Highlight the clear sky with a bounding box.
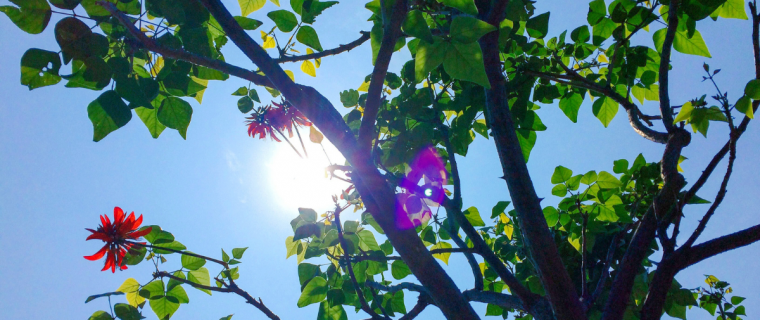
[0,0,758,319]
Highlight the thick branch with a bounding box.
[463,290,524,311]
[274,31,370,63]
[683,223,760,267]
[658,0,680,131]
[477,1,585,318]
[399,296,431,320]
[358,0,409,151]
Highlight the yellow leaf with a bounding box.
[284,70,295,82]
[307,48,321,68]
[431,242,452,264]
[290,48,301,53]
[677,155,687,173]
[705,275,719,286]
[270,0,280,6]
[500,214,514,240]
[444,110,457,121]
[301,60,316,77]
[239,0,266,17]
[140,27,148,33]
[309,126,324,144]
[263,35,276,49]
[358,81,370,92]
[598,53,609,63]
[324,219,331,226]
[191,77,208,104]
[116,278,144,307]
[444,188,452,196]
[151,56,164,77]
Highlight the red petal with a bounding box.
[132,214,144,230]
[100,215,107,228]
[129,226,152,239]
[101,252,114,271]
[114,207,124,224]
[120,265,128,270]
[84,245,108,261]
[86,233,109,241]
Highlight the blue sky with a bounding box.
[0,0,758,319]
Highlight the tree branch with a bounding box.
[398,295,431,320]
[658,0,680,131]
[367,281,428,294]
[335,207,386,320]
[155,271,281,320]
[682,223,760,267]
[98,1,273,87]
[273,31,371,63]
[525,63,668,144]
[682,135,736,249]
[132,243,229,269]
[358,0,409,152]
[476,1,585,318]
[586,227,626,309]
[463,290,524,312]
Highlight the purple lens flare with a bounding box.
[395,146,449,230]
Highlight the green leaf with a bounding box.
[587,0,607,25]
[301,0,338,24]
[317,300,348,320]
[136,104,166,139]
[731,296,746,305]
[581,171,598,184]
[20,49,61,90]
[734,96,753,119]
[551,166,573,184]
[232,247,248,259]
[391,260,412,280]
[181,252,206,270]
[238,97,254,113]
[357,230,381,250]
[0,0,51,34]
[340,89,359,107]
[85,291,124,303]
[437,0,478,15]
[239,0,266,16]
[592,17,616,45]
[571,26,590,43]
[268,9,298,32]
[744,79,760,99]
[88,90,132,142]
[234,16,263,30]
[158,97,193,139]
[50,0,82,10]
[613,159,629,174]
[294,223,321,240]
[297,276,328,307]
[153,241,187,254]
[296,26,323,51]
[298,263,319,285]
[187,267,212,295]
[402,10,434,44]
[592,97,619,127]
[559,92,583,123]
[463,206,485,227]
[88,311,112,320]
[516,128,537,162]
[450,16,496,43]
[714,0,748,20]
[140,280,165,299]
[526,12,550,38]
[415,37,448,82]
[596,171,622,189]
[552,184,567,197]
[491,201,511,219]
[543,206,559,227]
[166,285,189,304]
[150,296,180,320]
[654,27,712,58]
[114,303,142,320]
[222,249,230,262]
[443,41,490,88]
[673,101,694,123]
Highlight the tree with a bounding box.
[2,0,759,319]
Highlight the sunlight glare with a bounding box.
[266,138,348,211]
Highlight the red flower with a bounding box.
[245,101,311,141]
[246,105,281,141]
[84,207,151,273]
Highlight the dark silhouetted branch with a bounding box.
[274,31,370,63]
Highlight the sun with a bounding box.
[265,138,349,211]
